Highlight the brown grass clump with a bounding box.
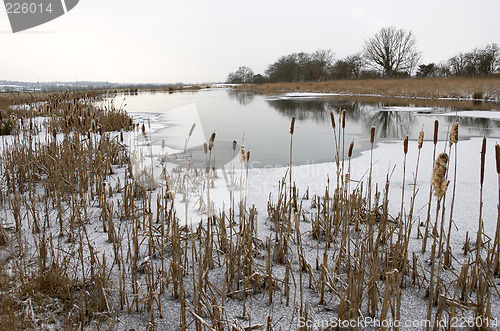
[237,77,500,100]
[431,153,449,197]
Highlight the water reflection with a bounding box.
[266,98,418,138]
[366,111,416,139]
[266,97,500,141]
[266,99,364,123]
[121,89,500,167]
[226,89,255,105]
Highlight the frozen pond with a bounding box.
[120,88,500,168]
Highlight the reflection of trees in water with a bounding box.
[450,116,500,129]
[267,99,363,122]
[366,111,416,138]
[226,89,255,105]
[452,116,500,137]
[266,97,500,139]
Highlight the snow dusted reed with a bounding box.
[0,91,499,330]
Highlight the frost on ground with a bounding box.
[1,94,500,330]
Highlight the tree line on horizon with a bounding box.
[226,27,500,84]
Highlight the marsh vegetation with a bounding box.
[0,89,499,330]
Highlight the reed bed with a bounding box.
[237,77,500,101]
[0,91,499,330]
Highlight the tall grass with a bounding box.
[237,77,500,104]
[0,91,498,329]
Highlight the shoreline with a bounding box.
[236,77,500,110]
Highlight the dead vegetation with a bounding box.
[0,91,498,330]
[237,77,500,109]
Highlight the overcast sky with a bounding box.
[1,0,499,84]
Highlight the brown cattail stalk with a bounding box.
[330,110,340,192]
[476,137,487,258]
[423,120,440,253]
[209,132,216,151]
[400,136,409,245]
[445,122,459,266]
[289,116,295,216]
[341,109,346,129]
[188,123,196,137]
[341,110,346,191]
[449,122,458,147]
[410,130,424,236]
[368,126,376,210]
[493,144,500,274]
[434,120,439,145]
[289,116,295,135]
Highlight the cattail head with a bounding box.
[290,116,295,135]
[348,141,354,158]
[370,126,375,144]
[418,130,424,149]
[403,136,408,154]
[203,142,208,154]
[239,146,246,163]
[141,123,145,136]
[341,110,346,129]
[449,122,458,146]
[431,153,449,197]
[246,151,250,162]
[188,123,196,137]
[329,111,335,130]
[209,132,216,151]
[232,140,237,151]
[120,131,124,143]
[433,120,439,145]
[480,137,486,186]
[496,143,500,174]
[161,139,165,149]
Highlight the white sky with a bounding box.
[1,0,499,84]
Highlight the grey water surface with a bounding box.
[120,88,500,168]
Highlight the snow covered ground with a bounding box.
[120,103,500,329]
[2,93,500,329]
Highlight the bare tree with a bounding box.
[309,49,335,80]
[265,50,335,82]
[446,44,499,76]
[345,53,365,78]
[226,66,254,84]
[363,26,421,77]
